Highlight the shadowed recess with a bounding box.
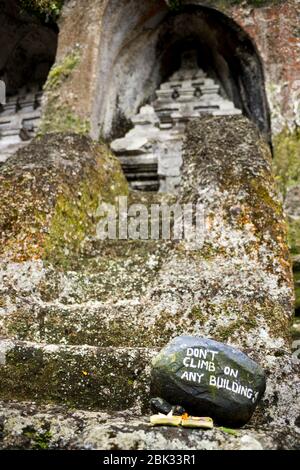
[0,0,58,96]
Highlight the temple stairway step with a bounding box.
[0,142,29,163]
[0,295,189,348]
[130,180,159,191]
[0,197,182,349]
[0,339,156,411]
[118,154,157,166]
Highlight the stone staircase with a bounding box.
[0,118,298,450]
[0,179,244,415]
[0,87,42,164]
[0,191,177,413]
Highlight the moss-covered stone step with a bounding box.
[0,339,157,411]
[0,299,193,348]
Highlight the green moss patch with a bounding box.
[294,268,300,313]
[45,49,81,92]
[288,219,300,256]
[273,128,300,198]
[273,128,300,272]
[39,48,88,135]
[20,0,64,21]
[23,427,52,450]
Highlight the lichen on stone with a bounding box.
[273,127,300,199]
[19,0,64,21]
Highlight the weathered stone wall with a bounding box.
[179,115,294,349]
[181,1,300,133]
[171,2,300,132]
[39,0,106,134]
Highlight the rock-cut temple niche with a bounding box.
[111,51,241,192]
[0,2,58,163]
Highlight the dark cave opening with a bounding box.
[155,5,270,137]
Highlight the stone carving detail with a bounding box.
[111,51,241,192]
[0,87,42,164]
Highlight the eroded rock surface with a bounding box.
[0,132,128,262]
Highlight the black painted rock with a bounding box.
[151,336,266,427]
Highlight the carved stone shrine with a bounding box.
[111,51,241,192]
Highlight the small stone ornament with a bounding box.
[151,336,266,428]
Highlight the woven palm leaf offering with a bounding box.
[150,411,214,429]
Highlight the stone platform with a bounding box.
[111,51,241,193]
